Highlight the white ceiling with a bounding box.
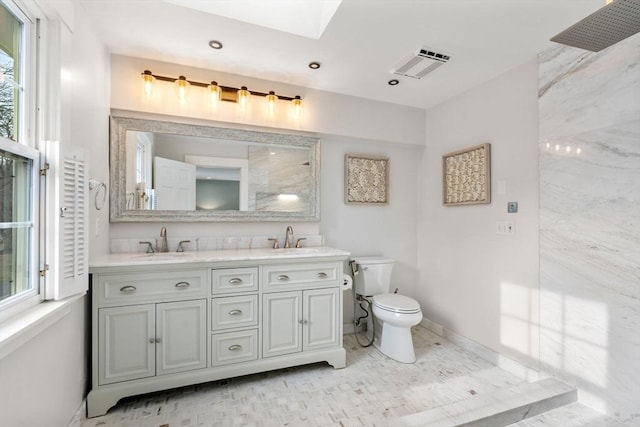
[79,0,603,109]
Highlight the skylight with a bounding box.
[161,0,342,39]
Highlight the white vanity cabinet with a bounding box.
[262,288,341,357]
[263,287,340,357]
[99,299,207,385]
[210,266,260,367]
[262,262,341,357]
[88,250,348,418]
[94,269,209,386]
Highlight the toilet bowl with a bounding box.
[353,257,423,363]
[372,293,422,363]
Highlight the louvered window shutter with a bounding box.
[61,158,86,282]
[46,142,88,300]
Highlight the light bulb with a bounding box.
[292,96,302,120]
[174,75,190,102]
[142,70,155,97]
[237,86,250,110]
[208,81,220,108]
[266,91,278,115]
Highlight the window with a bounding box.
[0,141,39,304]
[1,0,25,142]
[135,132,153,186]
[0,0,40,317]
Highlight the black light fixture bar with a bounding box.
[143,71,300,101]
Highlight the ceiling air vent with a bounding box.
[392,47,451,79]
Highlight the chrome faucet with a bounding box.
[284,226,294,249]
[158,226,168,252]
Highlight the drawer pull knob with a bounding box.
[317,272,328,279]
[120,285,137,293]
[228,344,243,351]
[299,319,308,324]
[175,281,190,289]
[277,275,290,281]
[228,278,243,285]
[228,309,243,316]
[149,338,155,344]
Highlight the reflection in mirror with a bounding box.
[187,155,247,211]
[110,115,320,222]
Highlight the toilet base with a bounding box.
[375,322,417,363]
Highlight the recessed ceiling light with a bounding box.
[208,40,223,49]
[388,79,399,86]
[308,62,321,69]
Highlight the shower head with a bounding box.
[551,0,640,52]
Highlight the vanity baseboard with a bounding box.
[87,346,346,418]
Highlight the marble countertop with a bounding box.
[89,246,351,269]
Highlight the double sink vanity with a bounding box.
[88,246,349,417]
[87,113,349,417]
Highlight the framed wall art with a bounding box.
[344,154,389,205]
[442,143,491,206]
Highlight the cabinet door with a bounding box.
[303,288,339,351]
[156,299,207,376]
[263,291,302,357]
[99,304,155,385]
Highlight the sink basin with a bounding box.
[272,247,327,255]
[133,252,190,260]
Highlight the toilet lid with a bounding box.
[373,293,421,314]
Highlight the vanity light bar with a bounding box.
[141,70,301,102]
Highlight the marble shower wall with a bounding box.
[538,34,640,425]
[248,146,311,212]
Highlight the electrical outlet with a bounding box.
[496,221,515,235]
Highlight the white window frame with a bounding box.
[0,0,42,322]
[135,132,153,186]
[0,139,40,319]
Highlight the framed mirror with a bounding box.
[110,115,320,222]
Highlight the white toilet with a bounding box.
[353,257,422,363]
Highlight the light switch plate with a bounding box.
[496,221,515,235]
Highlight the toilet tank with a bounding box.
[352,257,394,296]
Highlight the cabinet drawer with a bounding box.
[263,262,340,290]
[98,269,208,305]
[211,329,258,367]
[211,295,258,331]
[212,267,258,294]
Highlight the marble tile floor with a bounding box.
[507,402,629,427]
[70,326,622,427]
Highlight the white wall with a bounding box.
[108,56,426,249]
[0,299,87,427]
[107,55,425,333]
[418,59,540,368]
[0,1,110,426]
[320,135,422,326]
[110,55,426,147]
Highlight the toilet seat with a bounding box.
[373,293,421,314]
